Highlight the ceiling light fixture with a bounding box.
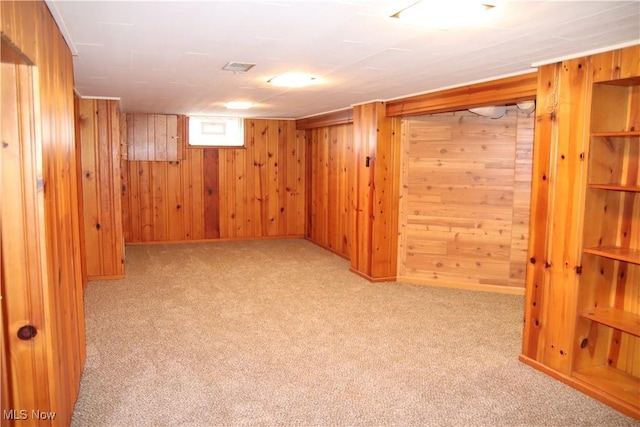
[391,0,495,29]
[225,101,254,110]
[222,62,256,73]
[268,73,317,88]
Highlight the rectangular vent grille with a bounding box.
[222,62,256,73]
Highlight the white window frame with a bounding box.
[188,116,244,147]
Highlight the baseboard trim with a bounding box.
[396,276,525,295]
[304,237,350,261]
[125,235,306,246]
[87,274,125,281]
[518,355,639,420]
[349,268,397,283]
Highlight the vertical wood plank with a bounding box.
[79,99,102,275]
[154,114,167,161]
[167,159,184,240]
[151,161,168,240]
[180,148,194,238]
[78,98,124,277]
[167,114,178,161]
[522,63,558,360]
[1,59,51,418]
[203,148,220,238]
[235,148,248,237]
[139,161,153,241]
[350,102,400,279]
[190,149,205,239]
[540,56,591,373]
[351,103,375,275]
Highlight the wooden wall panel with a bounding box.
[77,98,125,279]
[386,72,538,117]
[305,124,353,258]
[510,109,535,286]
[2,57,51,424]
[203,148,220,238]
[122,119,305,242]
[1,2,86,426]
[126,113,179,161]
[397,106,534,292]
[350,102,401,281]
[520,45,640,419]
[218,119,304,238]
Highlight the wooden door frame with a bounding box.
[1,36,52,422]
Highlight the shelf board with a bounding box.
[583,246,640,264]
[588,183,640,192]
[579,307,640,337]
[573,365,640,409]
[591,131,640,137]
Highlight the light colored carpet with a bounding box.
[71,239,637,426]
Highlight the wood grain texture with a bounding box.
[397,107,534,290]
[522,63,558,361]
[2,58,51,424]
[350,102,401,280]
[126,113,179,161]
[539,56,591,374]
[386,72,537,117]
[122,119,305,242]
[305,124,353,258]
[295,108,353,130]
[77,98,125,279]
[1,2,86,425]
[523,45,640,419]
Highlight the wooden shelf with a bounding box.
[579,307,640,337]
[583,246,640,264]
[591,131,640,137]
[573,365,640,409]
[588,184,640,192]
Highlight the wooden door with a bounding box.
[1,41,52,424]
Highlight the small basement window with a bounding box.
[188,116,244,147]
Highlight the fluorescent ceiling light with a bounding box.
[225,101,254,110]
[268,73,317,88]
[391,0,495,29]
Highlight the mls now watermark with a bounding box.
[3,409,57,421]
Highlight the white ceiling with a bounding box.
[49,0,640,119]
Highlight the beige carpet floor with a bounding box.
[71,239,637,426]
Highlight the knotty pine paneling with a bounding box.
[304,124,354,259]
[126,113,179,161]
[350,102,402,280]
[77,98,125,279]
[122,119,305,242]
[219,120,304,238]
[1,1,86,426]
[397,106,534,292]
[386,72,537,117]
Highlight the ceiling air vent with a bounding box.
[222,62,256,73]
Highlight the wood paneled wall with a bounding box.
[122,118,305,242]
[350,102,402,281]
[1,1,86,426]
[397,106,534,292]
[126,113,180,161]
[304,124,354,259]
[522,45,640,371]
[77,98,125,279]
[386,72,538,117]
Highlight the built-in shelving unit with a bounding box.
[572,76,639,418]
[520,46,640,421]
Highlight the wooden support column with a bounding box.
[350,102,401,281]
[78,98,125,280]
